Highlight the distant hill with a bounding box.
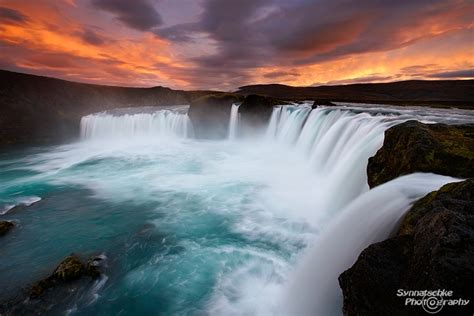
[237,81,474,108]
[0,70,217,147]
[1,70,473,147]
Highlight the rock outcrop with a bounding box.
[30,255,101,298]
[188,93,242,138]
[239,94,286,127]
[0,221,14,236]
[339,179,474,316]
[367,121,474,187]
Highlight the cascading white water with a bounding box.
[262,106,401,217]
[80,110,192,140]
[283,173,461,316]
[265,106,282,138]
[228,103,240,140]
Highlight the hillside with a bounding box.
[237,80,474,108]
[0,70,217,147]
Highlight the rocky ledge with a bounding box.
[367,120,474,187]
[339,179,474,315]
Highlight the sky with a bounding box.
[0,0,473,90]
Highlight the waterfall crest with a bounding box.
[80,110,192,140]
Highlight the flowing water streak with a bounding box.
[263,106,401,216]
[228,103,240,140]
[265,106,282,139]
[80,110,192,140]
[283,173,461,316]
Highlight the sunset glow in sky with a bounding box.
[0,0,473,90]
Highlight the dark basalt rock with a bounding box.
[239,94,287,127]
[30,254,101,298]
[339,179,474,316]
[312,99,336,107]
[188,93,242,139]
[0,221,14,236]
[367,120,474,188]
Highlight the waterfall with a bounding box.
[263,106,401,215]
[283,173,461,316]
[228,103,240,140]
[80,110,192,140]
[72,103,468,315]
[265,106,282,138]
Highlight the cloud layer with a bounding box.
[0,0,472,89]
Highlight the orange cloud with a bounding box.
[0,0,472,90]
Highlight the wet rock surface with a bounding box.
[367,120,474,187]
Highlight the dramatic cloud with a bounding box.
[92,0,162,31]
[0,0,472,89]
[263,71,300,79]
[428,69,474,79]
[0,7,28,24]
[77,29,107,46]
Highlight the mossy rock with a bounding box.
[368,120,474,187]
[52,255,85,281]
[30,254,101,299]
[0,221,14,236]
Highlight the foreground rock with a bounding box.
[1,254,104,314]
[339,179,474,316]
[188,93,241,138]
[368,121,474,187]
[0,221,14,236]
[30,255,101,298]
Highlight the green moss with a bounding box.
[53,256,85,281]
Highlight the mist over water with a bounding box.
[0,103,472,315]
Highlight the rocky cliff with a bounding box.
[340,120,474,315]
